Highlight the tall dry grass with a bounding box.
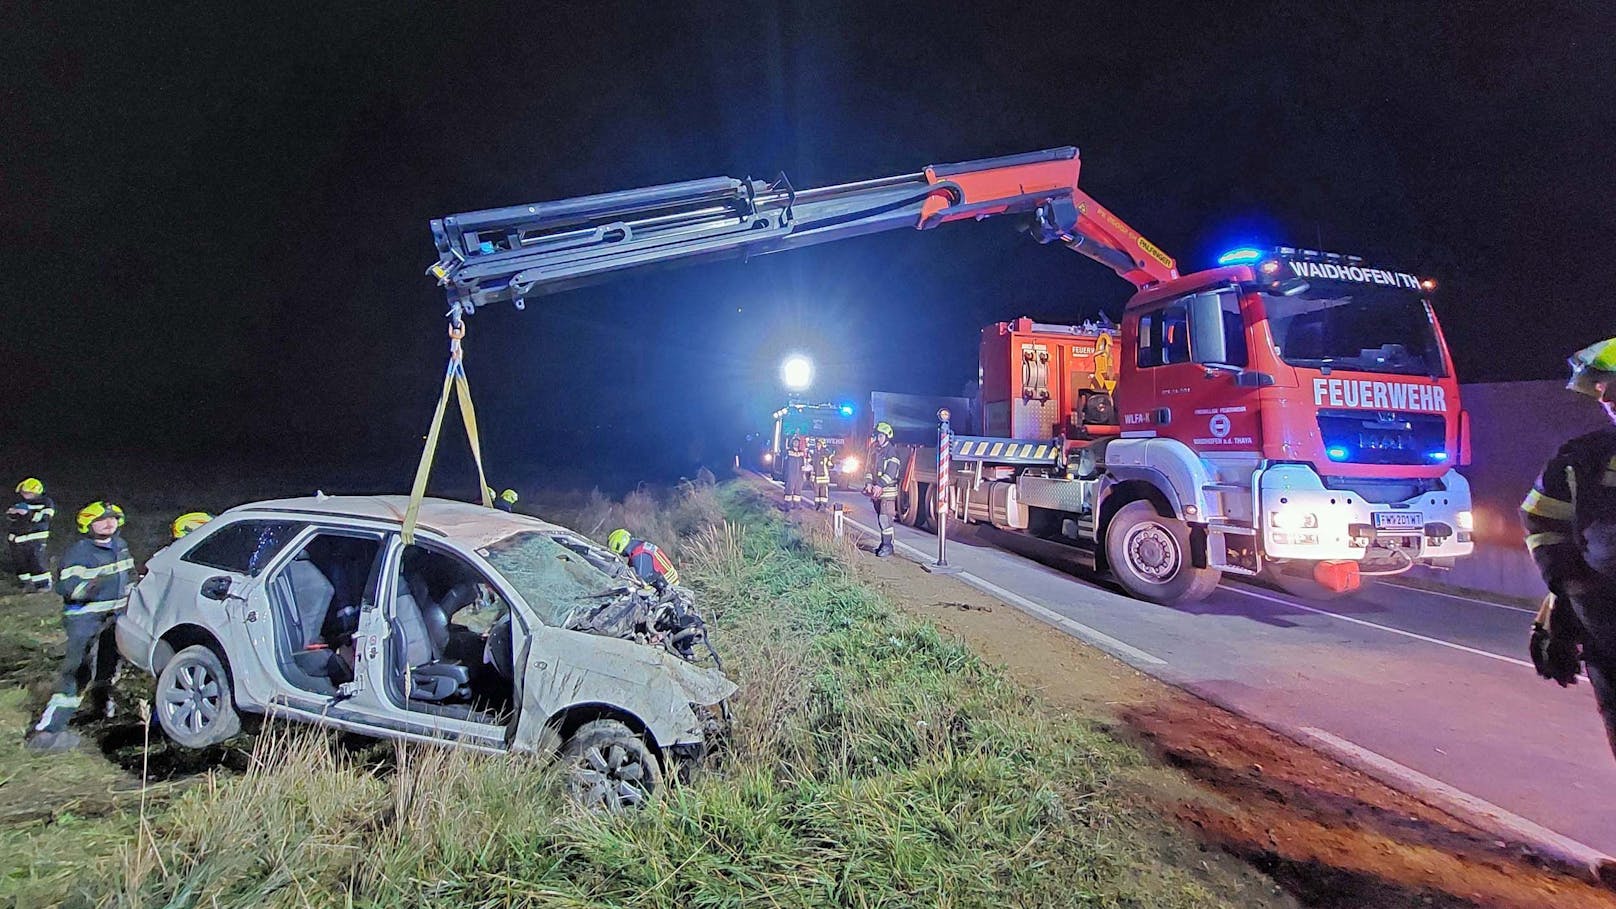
[84,478,1262,908]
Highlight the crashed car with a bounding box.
[116,495,734,809]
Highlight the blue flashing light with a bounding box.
[477,241,496,255]
[1427,450,1449,462]
[1326,445,1350,461]
[839,404,855,417]
[1216,247,1265,266]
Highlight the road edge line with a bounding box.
[1293,725,1613,877]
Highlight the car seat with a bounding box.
[285,553,335,649]
[393,586,471,702]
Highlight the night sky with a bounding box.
[5,3,1612,484]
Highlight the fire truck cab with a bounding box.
[927,246,1473,603]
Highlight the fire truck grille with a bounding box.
[1316,409,1447,466]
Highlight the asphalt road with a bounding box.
[820,487,1616,864]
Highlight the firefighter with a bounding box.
[607,528,681,593]
[1523,337,1616,758]
[864,421,901,556]
[811,440,834,511]
[27,501,133,752]
[496,488,519,513]
[7,478,55,591]
[783,432,808,509]
[170,511,213,540]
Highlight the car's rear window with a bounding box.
[183,520,305,577]
[480,530,632,626]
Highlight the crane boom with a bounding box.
[427,146,1177,314]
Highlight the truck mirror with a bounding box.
[1188,292,1231,367]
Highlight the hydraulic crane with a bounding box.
[426,146,1176,314]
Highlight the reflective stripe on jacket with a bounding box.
[56,536,134,615]
[1523,428,1616,593]
[7,495,54,542]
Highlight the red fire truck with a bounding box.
[427,146,1473,605]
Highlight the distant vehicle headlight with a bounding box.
[840,456,861,474]
[762,452,774,464]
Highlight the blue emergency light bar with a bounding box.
[1216,247,1264,266]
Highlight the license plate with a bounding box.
[1372,511,1423,530]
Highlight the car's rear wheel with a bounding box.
[156,644,241,748]
[562,719,663,812]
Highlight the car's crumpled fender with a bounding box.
[514,628,737,751]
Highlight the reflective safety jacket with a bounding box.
[1522,427,1616,594]
[625,538,680,591]
[7,495,55,545]
[866,440,902,501]
[56,535,135,615]
[811,450,833,484]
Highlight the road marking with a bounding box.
[955,572,1168,667]
[1296,726,1611,872]
[1377,580,1536,614]
[1225,584,1534,669]
[840,514,1167,667]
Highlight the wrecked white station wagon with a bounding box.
[116,496,735,809]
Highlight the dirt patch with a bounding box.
[841,520,1616,909]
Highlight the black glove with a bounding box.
[1530,620,1582,687]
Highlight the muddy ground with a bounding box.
[815,511,1616,909]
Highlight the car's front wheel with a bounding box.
[156,644,242,748]
[561,719,663,812]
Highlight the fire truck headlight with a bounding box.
[762,452,773,464]
[1269,507,1318,530]
[1456,510,1473,532]
[840,456,861,474]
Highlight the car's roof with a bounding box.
[225,495,576,550]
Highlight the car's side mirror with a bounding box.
[201,576,233,601]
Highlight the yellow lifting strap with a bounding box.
[403,318,491,544]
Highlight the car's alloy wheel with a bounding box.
[155,644,242,748]
[562,719,663,812]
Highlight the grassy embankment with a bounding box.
[3,479,1283,908]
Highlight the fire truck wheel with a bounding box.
[1105,500,1220,605]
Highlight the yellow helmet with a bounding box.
[15,477,43,495]
[874,421,894,438]
[1569,337,1616,397]
[500,488,519,504]
[607,528,632,554]
[171,511,214,540]
[76,501,126,535]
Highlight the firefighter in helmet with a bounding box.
[28,501,133,752]
[1523,337,1616,758]
[607,528,681,593]
[864,421,901,556]
[783,431,808,509]
[496,488,519,513]
[171,511,213,540]
[7,478,55,591]
[811,440,834,511]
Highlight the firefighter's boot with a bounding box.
[875,535,894,557]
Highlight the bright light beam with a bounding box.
[781,354,813,391]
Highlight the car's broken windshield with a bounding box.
[480,530,631,626]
